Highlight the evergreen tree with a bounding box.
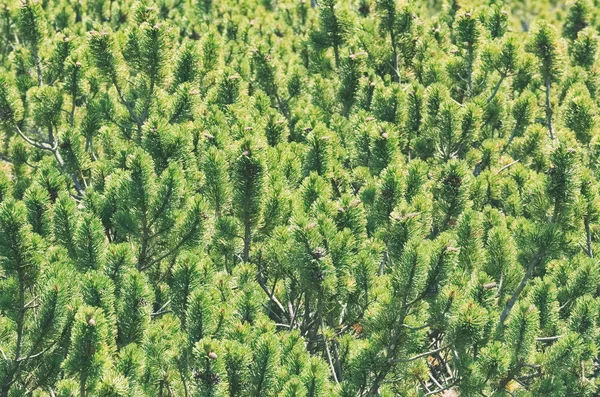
[453,11,481,97]
[527,21,563,140]
[232,136,265,262]
[570,27,598,69]
[563,0,592,41]
[311,0,352,67]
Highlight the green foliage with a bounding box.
[64,306,111,396]
[570,28,598,69]
[563,84,596,145]
[528,20,563,84]
[311,0,352,67]
[0,0,599,396]
[563,0,592,41]
[232,136,265,261]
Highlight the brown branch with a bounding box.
[389,345,449,364]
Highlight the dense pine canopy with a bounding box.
[0,0,600,395]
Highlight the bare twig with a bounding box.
[390,345,449,363]
[423,381,458,396]
[496,159,520,175]
[536,335,562,342]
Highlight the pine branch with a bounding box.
[545,79,555,140]
[16,345,53,362]
[257,272,290,323]
[1,273,26,396]
[318,294,339,384]
[496,159,521,174]
[389,345,449,363]
[584,217,593,258]
[112,76,143,133]
[31,41,42,87]
[150,299,172,318]
[536,335,562,342]
[13,124,85,196]
[487,73,505,103]
[423,381,458,397]
[14,124,54,151]
[143,215,203,269]
[497,249,544,332]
